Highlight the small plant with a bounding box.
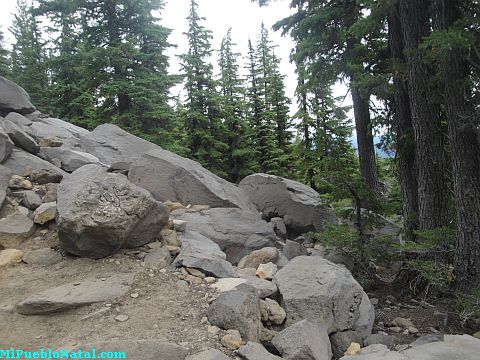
[454,286,480,326]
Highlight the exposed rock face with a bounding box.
[129,149,257,212]
[39,147,100,172]
[173,231,235,278]
[16,275,133,315]
[26,116,89,149]
[272,320,332,360]
[56,164,168,259]
[80,124,158,166]
[5,112,32,127]
[3,147,67,178]
[239,173,338,237]
[207,290,262,342]
[0,76,35,114]
[274,256,364,334]
[171,208,276,264]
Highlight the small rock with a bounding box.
[408,326,419,334]
[389,327,402,333]
[163,200,185,212]
[22,191,42,210]
[33,202,56,224]
[237,268,257,277]
[392,317,415,329]
[344,342,361,356]
[173,219,187,233]
[238,247,279,269]
[283,240,308,260]
[38,137,63,148]
[364,333,395,349]
[144,246,172,269]
[32,170,63,185]
[370,298,379,306]
[204,277,216,284]
[22,248,62,266]
[238,342,282,360]
[256,262,277,280]
[0,212,35,248]
[221,329,243,350]
[186,349,230,360]
[264,298,286,325]
[186,274,203,285]
[0,249,24,267]
[160,229,181,247]
[9,175,32,190]
[130,293,139,299]
[187,267,206,279]
[473,332,480,340]
[207,325,220,337]
[115,314,129,322]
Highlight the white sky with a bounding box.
[0,0,351,115]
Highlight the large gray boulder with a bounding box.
[0,123,14,162]
[239,173,338,237]
[129,149,257,212]
[273,256,364,334]
[5,112,32,127]
[171,208,276,264]
[56,164,169,259]
[26,117,89,149]
[2,147,67,178]
[272,320,332,360]
[16,275,133,315]
[2,119,39,154]
[0,76,35,114]
[207,290,262,342]
[39,147,100,172]
[80,124,158,166]
[173,231,235,278]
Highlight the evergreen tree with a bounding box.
[218,29,255,182]
[179,0,228,176]
[0,28,11,77]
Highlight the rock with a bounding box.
[211,278,248,292]
[73,340,188,360]
[270,217,287,239]
[273,256,364,333]
[5,112,32,127]
[41,183,57,203]
[283,239,308,260]
[186,349,230,360]
[8,174,32,189]
[0,165,12,208]
[2,119,39,154]
[26,117,88,149]
[236,276,278,299]
[237,268,257,277]
[3,147,67,178]
[364,333,396,349]
[207,290,261,342]
[238,342,282,360]
[81,123,159,166]
[164,200,185,212]
[0,212,35,248]
[33,202,57,224]
[22,190,42,210]
[38,137,63,147]
[173,231,235,278]
[263,298,286,325]
[115,314,129,322]
[31,169,63,185]
[410,334,443,347]
[187,267,205,278]
[260,326,277,342]
[0,76,35,114]
[221,329,243,350]
[173,219,187,233]
[239,173,338,236]
[161,229,181,247]
[256,262,277,280]
[207,325,220,337]
[57,165,168,259]
[172,208,276,264]
[22,248,62,266]
[0,125,14,162]
[39,147,100,172]
[331,331,364,359]
[129,148,257,212]
[0,249,24,267]
[392,317,414,329]
[238,247,279,270]
[144,246,172,269]
[16,275,133,315]
[345,343,361,356]
[276,253,289,269]
[473,332,480,340]
[355,292,375,337]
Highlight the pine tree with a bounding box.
[0,28,11,77]
[218,29,255,182]
[10,0,49,110]
[179,0,228,177]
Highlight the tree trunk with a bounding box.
[388,1,419,240]
[432,0,480,293]
[398,0,449,230]
[350,85,382,196]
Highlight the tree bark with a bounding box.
[432,0,480,293]
[388,1,419,240]
[398,0,449,230]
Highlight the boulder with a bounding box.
[0,212,35,248]
[172,208,276,264]
[56,164,168,259]
[22,190,42,210]
[33,202,57,224]
[237,276,278,299]
[261,298,286,325]
[3,147,67,178]
[239,173,338,236]
[186,349,230,360]
[2,119,39,154]
[272,320,332,360]
[129,149,257,212]
[16,275,133,315]
[364,334,396,349]
[39,147,100,172]
[221,329,243,350]
[81,124,158,166]
[26,117,88,149]
[72,340,188,360]
[5,112,32,127]
[273,256,364,333]
[270,217,287,239]
[22,248,63,266]
[0,248,24,267]
[8,174,32,189]
[330,330,364,359]
[0,165,13,208]
[0,124,14,162]
[238,342,282,360]
[0,76,35,114]
[355,291,375,337]
[256,262,277,280]
[207,290,262,342]
[144,246,172,269]
[42,183,58,202]
[31,169,63,184]
[173,231,235,278]
[238,247,279,270]
[283,240,308,260]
